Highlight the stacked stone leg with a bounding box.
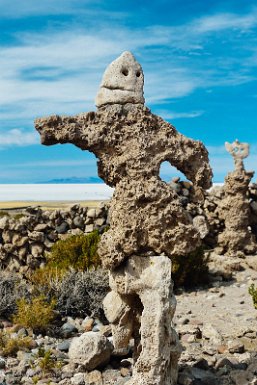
[104,255,181,385]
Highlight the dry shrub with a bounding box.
[0,330,33,357]
[0,272,28,319]
[49,269,109,321]
[13,295,56,333]
[28,266,66,297]
[249,284,257,309]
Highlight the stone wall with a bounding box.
[0,203,108,274]
[1,180,257,274]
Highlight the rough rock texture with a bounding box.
[95,51,145,107]
[104,255,182,385]
[34,51,212,385]
[68,331,113,369]
[35,106,212,270]
[216,140,257,257]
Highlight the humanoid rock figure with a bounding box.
[35,51,212,385]
[217,139,257,257]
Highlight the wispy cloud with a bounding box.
[193,12,257,33]
[0,129,38,148]
[1,7,257,151]
[207,145,227,156]
[1,11,256,123]
[0,0,116,18]
[158,110,204,120]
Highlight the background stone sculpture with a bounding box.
[216,140,257,257]
[225,139,249,172]
[35,51,212,385]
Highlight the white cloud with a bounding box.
[207,145,227,156]
[0,8,257,140]
[194,12,257,33]
[0,0,111,18]
[157,110,204,120]
[0,129,38,148]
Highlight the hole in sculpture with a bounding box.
[136,71,141,77]
[122,68,129,76]
[159,161,189,184]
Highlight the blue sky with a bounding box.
[1,0,257,183]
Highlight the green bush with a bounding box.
[171,246,209,288]
[48,231,101,271]
[13,213,25,221]
[249,284,257,309]
[0,211,10,218]
[13,295,56,333]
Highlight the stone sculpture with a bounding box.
[225,139,249,172]
[216,139,257,257]
[35,51,212,385]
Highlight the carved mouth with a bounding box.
[102,86,134,92]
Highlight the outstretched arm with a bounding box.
[34,112,102,151]
[171,133,213,189]
[157,118,213,189]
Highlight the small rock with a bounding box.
[87,209,96,219]
[56,222,69,234]
[85,370,103,385]
[71,373,85,385]
[0,358,6,370]
[85,224,94,233]
[120,367,130,377]
[73,216,84,229]
[228,340,245,354]
[57,340,71,352]
[61,322,78,338]
[217,344,227,354]
[215,357,234,369]
[82,318,94,332]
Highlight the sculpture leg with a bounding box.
[105,255,181,385]
[103,290,134,351]
[128,258,181,385]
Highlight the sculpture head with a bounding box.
[225,139,249,161]
[95,51,145,107]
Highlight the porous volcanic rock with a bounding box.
[35,106,212,270]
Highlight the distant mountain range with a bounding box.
[38,176,103,184]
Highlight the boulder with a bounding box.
[68,332,113,370]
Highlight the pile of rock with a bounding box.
[169,177,257,251]
[169,177,224,247]
[0,315,132,385]
[0,204,108,274]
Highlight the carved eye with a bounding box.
[136,71,141,77]
[121,68,128,76]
